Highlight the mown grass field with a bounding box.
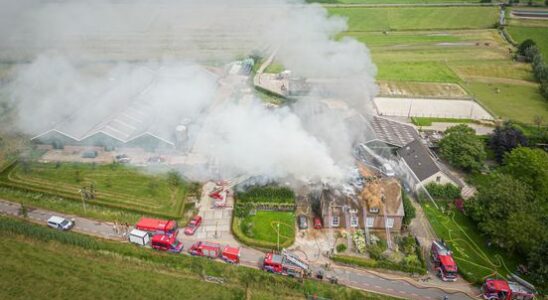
[0,161,191,221]
[240,211,296,245]
[0,216,392,300]
[328,7,499,31]
[464,82,548,123]
[329,5,547,124]
[311,0,483,3]
[422,202,519,284]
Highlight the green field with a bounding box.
[411,117,473,126]
[328,7,499,31]
[240,211,296,245]
[0,216,392,300]
[422,202,519,284]
[0,161,192,221]
[311,0,484,3]
[507,26,548,58]
[464,82,548,123]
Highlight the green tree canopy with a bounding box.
[501,147,548,198]
[438,124,486,172]
[517,39,536,56]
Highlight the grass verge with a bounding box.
[332,254,427,275]
[411,117,474,126]
[0,215,394,300]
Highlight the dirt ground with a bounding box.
[377,81,469,98]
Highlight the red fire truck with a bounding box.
[431,240,458,281]
[135,217,178,236]
[151,234,183,253]
[482,278,536,300]
[262,250,310,278]
[188,241,240,264]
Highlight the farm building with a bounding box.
[396,139,459,192]
[31,97,188,152]
[363,116,420,151]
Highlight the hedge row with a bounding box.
[331,255,427,275]
[231,217,294,250]
[236,186,295,204]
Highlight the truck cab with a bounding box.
[151,234,183,253]
[431,240,458,281]
[482,279,535,300]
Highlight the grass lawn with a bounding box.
[0,161,190,220]
[241,211,295,245]
[464,82,548,124]
[507,26,548,58]
[422,201,520,284]
[328,7,499,32]
[264,62,285,73]
[448,60,535,82]
[0,216,392,300]
[411,117,473,126]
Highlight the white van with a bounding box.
[47,216,74,231]
[128,229,150,246]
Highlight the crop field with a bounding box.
[422,202,519,284]
[0,216,389,300]
[328,7,498,31]
[0,161,190,220]
[464,82,548,124]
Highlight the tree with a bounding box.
[517,39,536,56]
[541,80,548,100]
[438,124,486,172]
[167,170,182,188]
[467,173,532,251]
[489,121,528,163]
[501,147,548,198]
[402,192,416,226]
[523,45,540,63]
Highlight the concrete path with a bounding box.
[0,199,478,300]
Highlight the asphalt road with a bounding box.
[0,199,477,300]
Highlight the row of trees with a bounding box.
[518,39,548,101]
[466,148,548,291]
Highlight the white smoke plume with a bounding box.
[1,0,378,184]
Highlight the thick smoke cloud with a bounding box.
[1,0,378,184]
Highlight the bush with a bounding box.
[236,186,295,204]
[336,243,347,253]
[402,191,416,226]
[425,183,461,201]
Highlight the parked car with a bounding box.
[313,217,322,230]
[47,216,74,231]
[184,215,202,235]
[381,163,395,177]
[147,156,166,164]
[297,215,308,230]
[81,151,98,158]
[115,154,131,163]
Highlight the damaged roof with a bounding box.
[360,177,403,216]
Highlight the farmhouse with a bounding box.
[396,139,459,192]
[319,177,404,233]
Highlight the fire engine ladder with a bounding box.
[282,250,309,270]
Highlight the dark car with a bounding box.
[297,215,308,230]
[81,151,98,158]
